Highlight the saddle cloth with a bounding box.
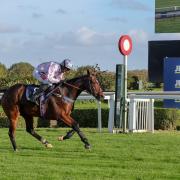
[26,85,47,117]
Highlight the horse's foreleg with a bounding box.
[72,122,91,149]
[24,116,53,148]
[61,114,90,149]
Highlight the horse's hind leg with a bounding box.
[8,119,18,151]
[7,107,19,151]
[58,129,75,141]
[23,115,53,148]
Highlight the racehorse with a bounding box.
[1,70,104,151]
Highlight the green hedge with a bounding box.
[154,108,180,130]
[0,108,180,130]
[0,109,109,128]
[71,109,109,127]
[0,112,38,128]
[37,109,109,128]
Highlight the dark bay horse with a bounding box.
[1,70,104,151]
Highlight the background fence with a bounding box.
[155,6,180,19]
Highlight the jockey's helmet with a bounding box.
[60,59,73,70]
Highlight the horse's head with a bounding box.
[86,70,104,101]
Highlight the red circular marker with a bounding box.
[118,35,132,56]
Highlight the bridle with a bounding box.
[64,77,100,97]
[88,78,101,97]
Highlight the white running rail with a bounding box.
[77,92,115,132]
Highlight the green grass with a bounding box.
[155,17,180,33]
[155,0,180,8]
[0,128,179,180]
[74,100,108,109]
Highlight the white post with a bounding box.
[108,94,115,133]
[123,55,128,132]
[128,96,136,132]
[97,100,102,132]
[149,99,154,133]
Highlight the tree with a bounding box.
[8,62,34,79]
[0,63,8,78]
[97,71,115,91]
[6,62,36,86]
[75,65,95,77]
[0,62,116,90]
[127,69,148,90]
[65,69,77,80]
[65,64,115,91]
[127,76,139,90]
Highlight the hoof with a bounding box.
[84,144,91,150]
[58,136,64,141]
[14,149,19,152]
[45,143,53,148]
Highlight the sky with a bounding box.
[1,0,180,71]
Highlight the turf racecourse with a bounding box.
[0,128,179,180]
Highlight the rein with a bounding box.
[65,79,98,96]
[63,82,82,90]
[43,82,81,103]
[45,77,98,100]
[44,81,82,100]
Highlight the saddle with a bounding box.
[26,85,41,105]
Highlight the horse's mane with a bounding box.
[66,74,88,83]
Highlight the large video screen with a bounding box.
[155,0,180,33]
[148,40,180,83]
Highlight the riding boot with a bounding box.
[31,84,49,102]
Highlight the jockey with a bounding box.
[31,59,73,102]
